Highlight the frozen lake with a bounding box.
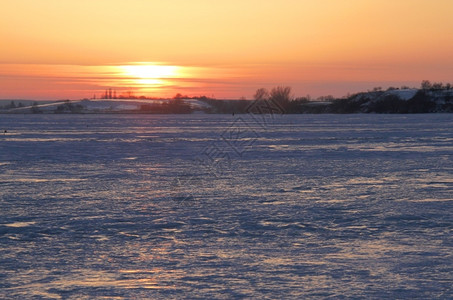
[0,113,452,299]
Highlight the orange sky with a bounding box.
[1,0,453,99]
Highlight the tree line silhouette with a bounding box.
[1,80,452,114]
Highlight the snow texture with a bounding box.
[0,114,452,299]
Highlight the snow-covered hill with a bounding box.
[351,89,453,113]
[0,99,213,114]
[2,88,453,114]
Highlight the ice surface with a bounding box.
[0,114,452,299]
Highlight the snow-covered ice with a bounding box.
[0,114,452,298]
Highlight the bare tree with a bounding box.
[270,86,293,106]
[421,80,432,90]
[253,88,269,101]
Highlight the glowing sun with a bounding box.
[119,64,180,80]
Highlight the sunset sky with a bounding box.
[1,0,453,100]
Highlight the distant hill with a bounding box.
[319,88,453,113]
[0,99,211,114]
[273,87,453,114]
[1,86,453,114]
